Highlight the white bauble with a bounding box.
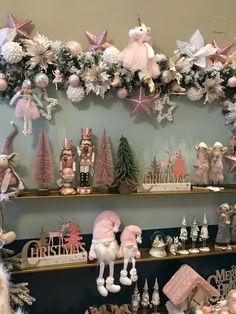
[66,41,83,57]
[160,70,173,84]
[103,46,120,64]
[1,42,24,64]
[66,85,85,102]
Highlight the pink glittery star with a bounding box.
[208,40,233,64]
[224,155,236,173]
[85,29,111,52]
[127,87,159,117]
[7,12,32,39]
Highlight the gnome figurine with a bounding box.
[89,210,121,297]
[118,225,142,286]
[0,122,24,202]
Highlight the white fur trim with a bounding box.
[0,264,12,314]
[93,240,118,263]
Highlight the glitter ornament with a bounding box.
[0,73,8,91]
[117,88,128,99]
[66,41,83,57]
[1,41,24,64]
[103,46,120,64]
[68,74,80,87]
[160,70,173,84]
[67,85,85,102]
[227,76,236,88]
[34,72,49,89]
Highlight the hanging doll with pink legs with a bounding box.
[118,225,142,286]
[10,80,43,136]
[89,210,121,297]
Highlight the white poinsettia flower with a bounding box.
[176,29,217,68]
[23,33,55,70]
[202,72,224,103]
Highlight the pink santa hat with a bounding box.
[120,225,142,246]
[92,210,121,243]
[1,121,18,155]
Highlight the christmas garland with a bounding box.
[0,13,236,125]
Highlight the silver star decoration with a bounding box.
[39,91,58,120]
[154,94,176,122]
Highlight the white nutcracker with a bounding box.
[118,225,142,286]
[89,210,121,297]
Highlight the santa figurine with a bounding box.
[89,210,121,297]
[118,225,142,286]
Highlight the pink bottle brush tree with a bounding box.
[95,129,114,192]
[32,129,54,195]
[64,218,83,252]
[173,151,187,182]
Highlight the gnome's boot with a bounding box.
[96,278,108,297]
[130,268,138,282]
[105,276,121,293]
[119,269,132,286]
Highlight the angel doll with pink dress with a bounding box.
[10,80,43,136]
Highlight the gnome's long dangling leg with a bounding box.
[27,117,33,135]
[130,257,138,282]
[106,261,121,293]
[120,258,132,285]
[96,261,108,297]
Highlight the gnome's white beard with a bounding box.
[121,244,138,259]
[94,240,119,263]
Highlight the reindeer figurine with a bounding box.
[159,150,178,183]
[48,222,70,246]
[0,122,24,202]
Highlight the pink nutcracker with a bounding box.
[59,138,76,195]
[118,225,142,286]
[10,80,43,136]
[77,128,95,194]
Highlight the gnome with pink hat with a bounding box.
[89,210,121,297]
[118,225,142,286]
[0,122,24,202]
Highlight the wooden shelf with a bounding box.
[12,245,236,275]
[12,186,236,200]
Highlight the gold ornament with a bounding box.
[160,70,173,84]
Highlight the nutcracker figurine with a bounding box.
[77,128,95,194]
[59,138,76,195]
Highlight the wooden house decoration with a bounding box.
[163,264,219,313]
[142,151,191,192]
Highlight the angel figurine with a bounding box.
[10,80,43,136]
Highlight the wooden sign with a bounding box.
[21,218,88,269]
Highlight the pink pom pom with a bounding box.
[89,251,97,261]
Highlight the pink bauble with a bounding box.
[66,41,83,57]
[0,78,8,91]
[117,88,128,99]
[69,74,80,87]
[227,76,236,88]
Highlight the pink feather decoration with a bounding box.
[32,129,54,186]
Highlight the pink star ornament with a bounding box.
[208,40,234,64]
[127,87,159,117]
[7,12,32,39]
[224,155,236,173]
[85,29,112,51]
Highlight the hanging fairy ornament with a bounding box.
[66,74,85,103]
[52,69,63,90]
[9,80,43,136]
[34,72,58,120]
